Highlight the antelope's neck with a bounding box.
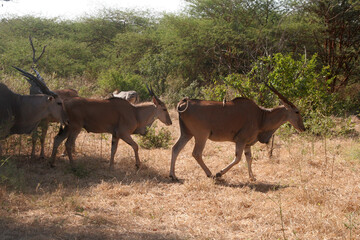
[135,103,157,128]
[18,95,48,121]
[11,95,47,134]
[261,106,288,131]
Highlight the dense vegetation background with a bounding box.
[1,0,359,134]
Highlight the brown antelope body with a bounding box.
[170,85,305,181]
[50,87,172,169]
[30,89,78,158]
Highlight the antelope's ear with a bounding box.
[152,96,159,106]
[47,96,54,102]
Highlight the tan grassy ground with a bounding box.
[0,110,359,240]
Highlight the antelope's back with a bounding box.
[55,89,78,100]
[177,98,262,140]
[64,97,137,133]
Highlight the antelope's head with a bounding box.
[13,66,69,125]
[147,85,172,126]
[266,83,305,132]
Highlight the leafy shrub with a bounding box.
[97,68,149,99]
[333,83,360,116]
[138,124,172,149]
[166,79,203,107]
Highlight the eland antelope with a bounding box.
[49,86,172,169]
[170,84,305,181]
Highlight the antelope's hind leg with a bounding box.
[170,133,192,181]
[49,126,70,167]
[119,133,140,169]
[65,129,81,167]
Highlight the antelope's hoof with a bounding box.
[135,163,140,169]
[169,175,179,182]
[215,172,222,178]
[49,162,55,168]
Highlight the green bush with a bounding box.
[97,68,149,99]
[138,124,172,149]
[166,79,203,107]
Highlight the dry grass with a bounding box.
[1,110,359,240]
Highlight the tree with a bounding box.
[303,0,360,92]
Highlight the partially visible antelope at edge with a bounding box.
[50,86,172,169]
[111,90,140,104]
[170,83,305,181]
[0,67,69,155]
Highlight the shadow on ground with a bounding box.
[0,217,183,240]
[0,153,173,195]
[214,178,289,193]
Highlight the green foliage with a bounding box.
[250,53,337,136]
[42,38,93,77]
[138,124,172,149]
[202,78,228,101]
[97,69,149,100]
[333,83,360,116]
[166,80,203,106]
[304,0,360,91]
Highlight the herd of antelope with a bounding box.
[0,38,305,182]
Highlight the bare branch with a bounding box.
[29,35,47,67]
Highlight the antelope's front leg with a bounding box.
[215,142,244,178]
[244,146,256,181]
[39,122,49,159]
[192,137,212,178]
